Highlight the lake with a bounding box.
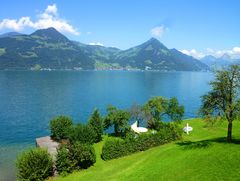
[0,71,213,180]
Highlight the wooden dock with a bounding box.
[36,136,59,158]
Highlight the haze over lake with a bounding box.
[0,70,213,180]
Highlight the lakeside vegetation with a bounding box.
[16,96,184,180]
[15,65,240,181]
[54,118,240,181]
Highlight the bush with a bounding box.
[101,138,127,160]
[69,124,97,144]
[55,145,73,176]
[102,123,182,160]
[56,142,96,175]
[50,116,73,141]
[16,148,53,181]
[69,142,96,169]
[88,109,103,143]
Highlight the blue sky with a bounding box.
[0,0,240,58]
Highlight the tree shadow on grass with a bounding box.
[176,137,240,150]
[176,140,212,149]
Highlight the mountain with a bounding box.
[31,27,69,43]
[170,48,209,71]
[111,38,209,71]
[200,55,217,66]
[0,28,94,70]
[0,28,209,71]
[75,41,120,64]
[201,54,240,68]
[0,32,23,38]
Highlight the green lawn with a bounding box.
[54,118,240,181]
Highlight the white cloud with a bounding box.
[89,42,104,46]
[206,47,240,59]
[179,49,205,59]
[45,4,57,15]
[150,25,167,38]
[87,31,92,35]
[233,47,240,53]
[0,4,79,35]
[180,47,240,59]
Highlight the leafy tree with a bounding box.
[166,97,185,123]
[49,115,73,141]
[69,124,97,144]
[200,65,240,142]
[130,104,151,127]
[88,109,103,143]
[144,97,184,129]
[16,148,53,181]
[104,106,130,137]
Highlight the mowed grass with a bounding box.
[54,118,240,181]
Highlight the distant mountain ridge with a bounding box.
[0,27,209,71]
[108,38,208,71]
[0,32,23,38]
[201,54,240,68]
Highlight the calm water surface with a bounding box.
[0,71,213,180]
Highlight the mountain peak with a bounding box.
[221,53,231,60]
[148,37,159,42]
[141,37,168,50]
[31,27,69,42]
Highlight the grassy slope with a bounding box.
[54,118,240,181]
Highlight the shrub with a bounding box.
[69,142,96,169]
[56,142,96,175]
[50,115,73,141]
[102,123,182,160]
[101,138,127,160]
[88,109,103,143]
[69,124,97,144]
[16,148,53,181]
[55,145,73,176]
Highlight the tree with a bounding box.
[88,109,103,143]
[130,104,151,127]
[49,115,73,141]
[166,97,185,123]
[144,96,184,129]
[199,65,240,142]
[104,106,130,137]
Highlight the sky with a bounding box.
[0,0,240,59]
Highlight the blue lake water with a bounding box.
[0,71,213,180]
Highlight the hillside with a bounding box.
[53,119,240,181]
[0,28,209,71]
[112,38,209,71]
[0,28,94,70]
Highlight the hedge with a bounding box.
[102,123,182,160]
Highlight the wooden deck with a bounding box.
[36,136,59,158]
